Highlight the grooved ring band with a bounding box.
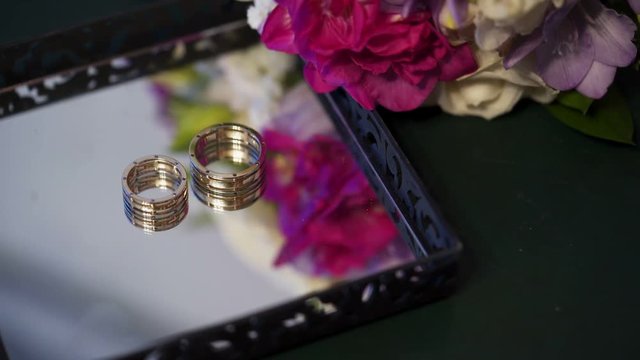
[189,123,266,211]
[122,155,189,231]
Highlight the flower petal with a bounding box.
[582,0,637,67]
[434,80,524,120]
[535,14,594,90]
[504,28,543,69]
[365,20,425,57]
[352,53,393,75]
[358,71,438,111]
[457,78,505,106]
[575,61,616,99]
[343,83,377,110]
[629,0,640,13]
[322,56,365,85]
[438,44,478,81]
[543,0,580,38]
[303,62,338,93]
[447,0,469,25]
[510,0,549,35]
[474,16,513,51]
[261,5,297,54]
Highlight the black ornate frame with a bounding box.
[0,0,257,119]
[0,1,462,358]
[120,256,458,359]
[319,91,462,259]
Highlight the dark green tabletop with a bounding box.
[271,72,640,359]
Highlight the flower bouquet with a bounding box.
[248,0,640,144]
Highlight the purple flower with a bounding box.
[629,0,640,13]
[505,0,637,99]
[263,130,399,276]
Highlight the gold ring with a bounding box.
[189,123,266,211]
[122,155,189,231]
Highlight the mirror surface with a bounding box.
[0,45,414,359]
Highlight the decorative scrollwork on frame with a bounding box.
[120,256,458,360]
[0,22,257,120]
[319,90,462,259]
[0,0,247,89]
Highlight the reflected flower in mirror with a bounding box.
[265,132,401,276]
[265,84,407,277]
[149,44,411,283]
[151,45,296,150]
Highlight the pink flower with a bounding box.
[264,130,399,276]
[261,0,477,111]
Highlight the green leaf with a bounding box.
[545,86,635,145]
[152,67,201,89]
[169,99,234,151]
[555,91,594,114]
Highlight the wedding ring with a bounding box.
[189,123,266,211]
[122,155,189,231]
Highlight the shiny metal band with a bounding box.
[189,123,266,211]
[122,155,189,231]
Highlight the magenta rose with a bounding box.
[261,0,477,111]
[264,130,399,276]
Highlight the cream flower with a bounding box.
[432,49,557,120]
[198,44,296,129]
[246,0,277,33]
[441,0,564,50]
